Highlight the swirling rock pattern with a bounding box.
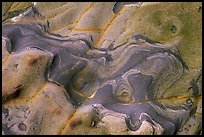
[2,2,202,135]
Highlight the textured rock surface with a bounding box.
[2,2,202,135]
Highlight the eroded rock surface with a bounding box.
[2,2,202,135]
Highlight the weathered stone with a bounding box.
[2,2,202,135]
[2,83,75,135]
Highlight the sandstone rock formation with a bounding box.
[2,2,202,135]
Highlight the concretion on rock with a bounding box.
[2,2,202,135]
